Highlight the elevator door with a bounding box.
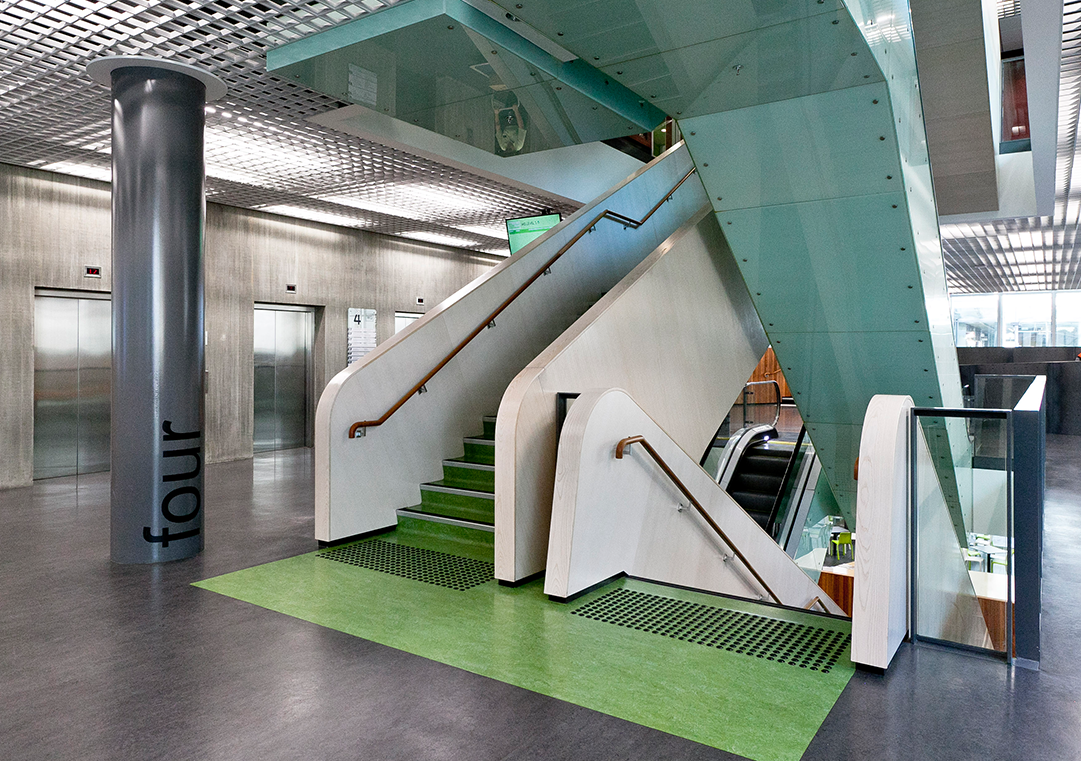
[254,306,313,452]
[33,293,111,479]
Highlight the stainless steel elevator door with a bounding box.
[33,294,111,479]
[253,306,313,453]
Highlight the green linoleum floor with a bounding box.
[193,531,853,761]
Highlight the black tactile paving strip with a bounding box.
[318,539,494,591]
[572,587,850,673]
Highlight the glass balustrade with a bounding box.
[911,408,1012,661]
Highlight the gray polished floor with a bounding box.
[2,439,1080,760]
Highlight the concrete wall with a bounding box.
[0,163,494,488]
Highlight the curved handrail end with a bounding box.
[616,435,645,459]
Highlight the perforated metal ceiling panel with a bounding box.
[0,0,576,255]
[0,0,1077,285]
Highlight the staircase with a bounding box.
[394,416,497,552]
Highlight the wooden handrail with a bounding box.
[348,166,699,438]
[804,596,830,613]
[615,434,781,605]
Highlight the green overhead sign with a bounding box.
[506,213,561,255]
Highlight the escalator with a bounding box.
[702,382,822,556]
[725,434,795,531]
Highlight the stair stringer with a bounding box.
[315,143,703,542]
[495,207,767,582]
[545,388,844,615]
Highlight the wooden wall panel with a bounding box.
[747,347,792,399]
[818,566,854,616]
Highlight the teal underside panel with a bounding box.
[682,84,897,209]
[767,330,942,425]
[809,468,849,530]
[630,2,958,522]
[494,0,848,69]
[799,422,861,513]
[268,0,665,155]
[597,9,882,119]
[717,197,928,335]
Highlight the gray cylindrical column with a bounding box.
[88,57,225,563]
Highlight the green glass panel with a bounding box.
[269,2,663,156]
[682,82,897,210]
[717,196,928,335]
[598,10,881,118]
[498,0,847,68]
[769,330,942,426]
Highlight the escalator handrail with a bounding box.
[717,424,775,491]
[347,166,699,438]
[765,424,807,537]
[743,379,782,429]
[698,379,782,468]
[616,434,781,605]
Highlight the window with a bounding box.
[1001,292,1051,347]
[1001,57,1030,152]
[952,294,998,347]
[1055,292,1081,346]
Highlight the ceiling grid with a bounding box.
[0,0,577,255]
[0,0,1077,282]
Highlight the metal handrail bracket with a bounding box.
[348,166,698,439]
[615,434,781,604]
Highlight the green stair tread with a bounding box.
[415,497,495,524]
[422,479,494,497]
[463,440,495,465]
[441,463,495,492]
[394,512,495,562]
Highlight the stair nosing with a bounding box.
[463,437,495,446]
[482,415,497,422]
[421,482,495,499]
[443,459,495,472]
[396,508,495,533]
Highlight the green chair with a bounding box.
[831,531,852,560]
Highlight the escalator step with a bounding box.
[728,472,783,494]
[740,454,789,476]
[728,490,776,516]
[749,441,791,454]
